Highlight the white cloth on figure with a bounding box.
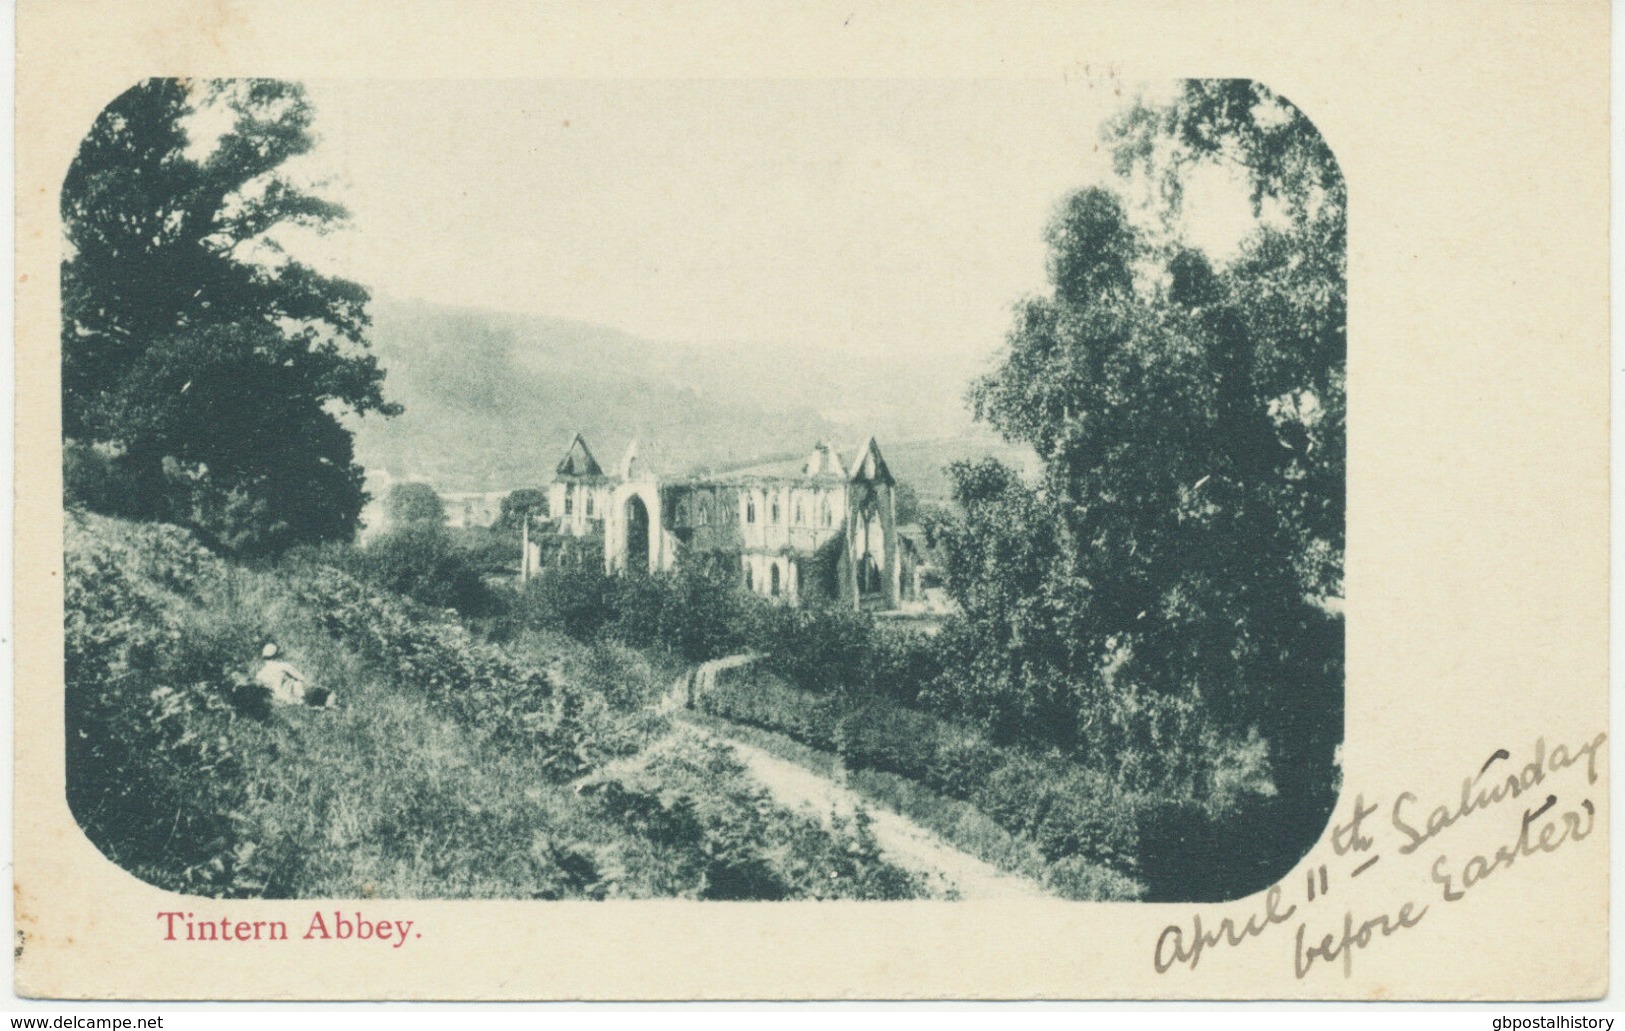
[256,659,309,706]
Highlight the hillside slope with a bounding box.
[62,511,932,900]
[349,297,1022,495]
[352,298,847,490]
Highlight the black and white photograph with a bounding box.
[14,0,1608,1004]
[59,76,1344,905]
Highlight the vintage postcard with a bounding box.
[12,0,1610,1001]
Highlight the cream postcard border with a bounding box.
[12,0,1611,1001]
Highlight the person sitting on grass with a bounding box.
[255,643,336,709]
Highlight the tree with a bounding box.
[61,78,398,552]
[382,482,446,528]
[85,322,372,553]
[358,522,491,614]
[940,82,1344,896]
[1108,79,1344,249]
[1102,82,1345,793]
[496,488,548,536]
[892,481,922,526]
[1108,79,1345,577]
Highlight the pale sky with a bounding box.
[283,79,1254,375]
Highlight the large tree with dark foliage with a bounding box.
[61,78,397,553]
[935,81,1344,899]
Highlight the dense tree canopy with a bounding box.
[382,482,447,528]
[62,78,398,553]
[497,488,548,535]
[935,83,1344,887]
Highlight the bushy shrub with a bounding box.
[915,617,1047,740]
[519,562,752,663]
[921,731,1004,800]
[641,565,753,662]
[454,525,522,582]
[569,639,677,713]
[1133,790,1325,904]
[960,748,1142,872]
[351,522,494,615]
[602,569,739,662]
[1026,775,1140,870]
[748,604,875,696]
[865,625,943,707]
[519,563,617,640]
[834,700,940,777]
[919,615,1275,809]
[1043,855,1147,902]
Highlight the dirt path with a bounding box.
[669,657,1048,899]
[690,726,1047,899]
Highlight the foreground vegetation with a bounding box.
[66,501,1289,902]
[508,557,1297,901]
[65,511,928,899]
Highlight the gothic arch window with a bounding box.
[794,498,804,525]
[820,497,832,527]
[771,496,781,524]
[564,491,574,516]
[746,497,756,524]
[770,563,781,596]
[586,493,595,517]
[860,555,882,595]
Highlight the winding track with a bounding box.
[669,654,1048,900]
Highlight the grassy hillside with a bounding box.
[63,511,929,899]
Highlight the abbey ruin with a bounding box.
[521,434,912,609]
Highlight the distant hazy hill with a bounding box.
[349,297,1032,499]
[880,436,1043,504]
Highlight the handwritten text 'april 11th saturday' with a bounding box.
[1152,731,1606,980]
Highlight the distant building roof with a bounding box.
[699,441,848,484]
[848,436,894,486]
[620,439,656,481]
[557,431,896,489]
[803,442,847,479]
[556,433,605,478]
